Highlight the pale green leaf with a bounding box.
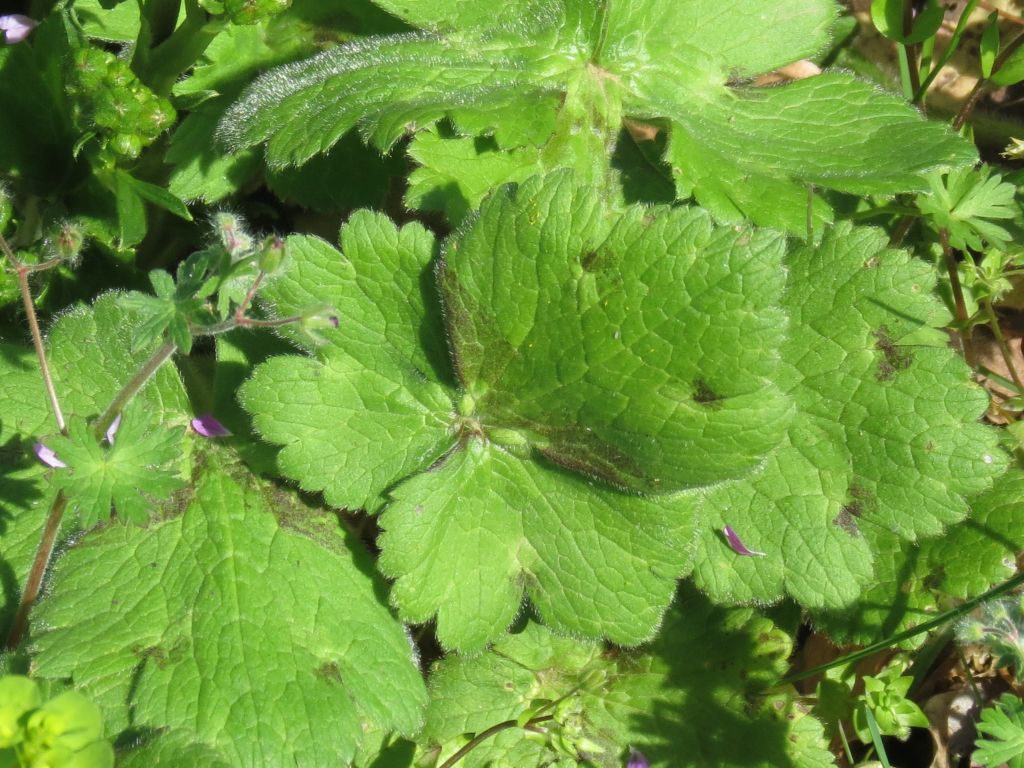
[240,220,458,511]
[222,0,973,229]
[691,223,1006,608]
[0,295,190,639]
[31,462,428,764]
[378,439,694,652]
[440,172,792,493]
[664,73,976,232]
[166,99,261,205]
[47,408,184,527]
[917,166,1021,252]
[814,467,1024,644]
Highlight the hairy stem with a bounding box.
[5,492,69,649]
[1,233,67,435]
[939,230,971,355]
[982,296,1024,390]
[235,271,265,321]
[438,716,554,768]
[94,341,177,441]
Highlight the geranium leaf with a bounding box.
[378,438,694,652]
[221,0,974,230]
[691,223,1006,608]
[31,461,427,764]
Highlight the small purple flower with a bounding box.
[723,525,767,557]
[105,413,122,446]
[34,443,66,469]
[191,413,232,438]
[0,14,37,44]
[627,748,650,768]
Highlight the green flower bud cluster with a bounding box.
[67,47,175,162]
[197,0,290,25]
[0,676,114,768]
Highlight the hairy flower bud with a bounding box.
[52,220,86,261]
[257,235,286,273]
[213,211,253,258]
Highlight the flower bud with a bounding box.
[53,220,85,261]
[213,211,253,258]
[257,235,286,273]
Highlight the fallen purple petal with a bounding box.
[723,525,767,557]
[34,443,66,469]
[0,14,37,44]
[627,749,650,768]
[105,413,122,446]
[191,413,232,438]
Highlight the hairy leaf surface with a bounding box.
[222,0,974,230]
[0,296,189,638]
[243,173,1004,647]
[690,223,1005,607]
[31,461,427,765]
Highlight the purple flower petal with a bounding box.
[723,525,767,557]
[34,443,66,469]
[627,749,650,768]
[105,413,122,446]
[0,14,37,44]
[191,413,232,438]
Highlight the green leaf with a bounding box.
[871,0,944,44]
[406,127,542,225]
[240,221,458,511]
[378,439,694,651]
[440,172,793,493]
[112,171,147,249]
[814,468,1024,644]
[691,222,1005,608]
[72,0,142,42]
[222,0,974,230]
[0,17,74,191]
[664,72,976,232]
[31,462,428,763]
[975,693,1024,768]
[917,166,1021,252]
[420,587,835,768]
[0,295,190,639]
[266,129,408,213]
[47,408,185,527]
[244,172,1004,644]
[117,172,193,221]
[166,98,262,204]
[981,12,1000,79]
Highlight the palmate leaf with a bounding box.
[46,408,184,527]
[419,586,834,768]
[0,295,190,639]
[689,223,1005,608]
[975,694,1024,768]
[31,459,427,766]
[241,173,1003,651]
[221,0,975,230]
